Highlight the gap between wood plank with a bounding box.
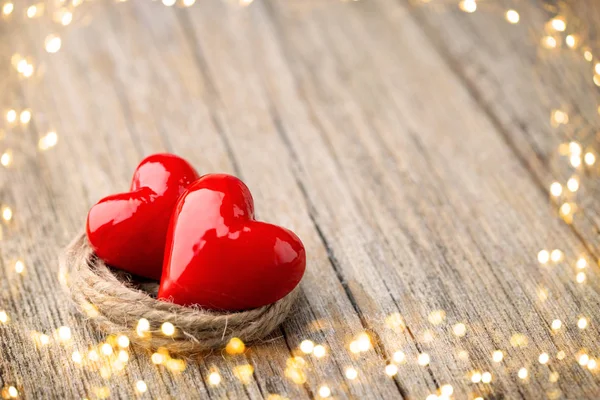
[269,105,411,399]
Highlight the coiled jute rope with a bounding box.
[60,233,298,356]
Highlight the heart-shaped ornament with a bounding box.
[86,153,199,280]
[158,174,306,311]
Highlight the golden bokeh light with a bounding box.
[151,353,164,365]
[518,368,528,380]
[440,384,453,396]
[117,335,130,348]
[1,150,12,167]
[135,381,147,394]
[14,260,24,274]
[208,371,222,386]
[19,110,31,124]
[578,353,590,366]
[2,206,13,221]
[101,343,113,356]
[550,182,562,197]
[506,9,519,24]
[299,339,314,354]
[492,350,503,363]
[551,319,562,330]
[2,2,13,15]
[542,36,557,49]
[58,326,71,341]
[482,372,492,383]
[226,337,246,354]
[313,344,326,358]
[233,364,254,384]
[318,385,331,398]
[551,17,566,32]
[45,35,62,53]
[345,367,358,380]
[550,249,563,262]
[452,323,467,337]
[161,322,175,336]
[384,364,398,376]
[428,310,446,325]
[510,333,528,347]
[71,351,82,364]
[458,0,476,13]
[393,351,405,363]
[537,250,550,264]
[385,313,405,330]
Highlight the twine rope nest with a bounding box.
[60,233,298,356]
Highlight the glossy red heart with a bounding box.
[158,174,306,311]
[86,154,199,280]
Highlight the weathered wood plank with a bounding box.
[407,0,600,259]
[251,0,600,397]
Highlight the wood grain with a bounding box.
[1,0,599,398]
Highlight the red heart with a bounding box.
[86,154,199,280]
[158,174,306,310]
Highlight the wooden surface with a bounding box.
[1,0,600,398]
